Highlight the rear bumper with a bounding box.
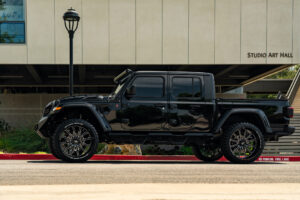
[275,126,295,136]
[270,126,295,137]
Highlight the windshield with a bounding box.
[109,82,125,98]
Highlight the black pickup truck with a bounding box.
[35,69,295,163]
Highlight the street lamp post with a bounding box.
[63,8,80,96]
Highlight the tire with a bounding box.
[193,142,223,162]
[47,138,61,159]
[50,119,99,163]
[221,122,264,164]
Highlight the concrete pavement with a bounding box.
[1,160,300,199]
[1,184,300,200]
[1,160,300,185]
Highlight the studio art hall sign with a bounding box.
[247,52,293,58]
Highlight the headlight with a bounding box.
[52,106,62,112]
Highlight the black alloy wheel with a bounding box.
[51,119,99,162]
[193,142,223,162]
[221,122,264,164]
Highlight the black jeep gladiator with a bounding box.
[35,69,295,163]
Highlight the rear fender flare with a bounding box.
[213,108,272,134]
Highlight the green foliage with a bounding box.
[0,128,49,153]
[96,143,106,154]
[178,146,193,155]
[266,65,299,79]
[143,145,193,155]
[0,119,10,136]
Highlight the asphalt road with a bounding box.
[1,160,300,200]
[1,160,300,185]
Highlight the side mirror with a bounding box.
[125,86,136,98]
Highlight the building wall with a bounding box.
[0,0,299,65]
[0,94,65,128]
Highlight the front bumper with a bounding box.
[34,116,49,139]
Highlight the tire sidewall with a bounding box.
[221,122,264,164]
[48,138,61,159]
[51,119,99,162]
[193,143,223,162]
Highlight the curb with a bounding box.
[0,154,300,162]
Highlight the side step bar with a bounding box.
[108,132,214,145]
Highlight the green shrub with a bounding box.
[178,146,193,155]
[96,143,106,154]
[0,128,49,153]
[0,119,10,136]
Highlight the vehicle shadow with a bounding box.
[28,160,284,165]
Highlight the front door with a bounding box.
[120,74,168,130]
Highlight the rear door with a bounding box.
[167,75,211,132]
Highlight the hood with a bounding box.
[58,95,109,104]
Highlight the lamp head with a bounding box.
[63,8,80,33]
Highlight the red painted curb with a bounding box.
[0,154,300,162]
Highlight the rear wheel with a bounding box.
[193,142,223,162]
[221,122,264,164]
[51,119,99,162]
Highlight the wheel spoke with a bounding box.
[229,127,259,160]
[59,124,93,159]
[75,150,80,157]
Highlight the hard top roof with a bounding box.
[134,71,213,76]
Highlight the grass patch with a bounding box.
[33,151,48,154]
[0,128,49,153]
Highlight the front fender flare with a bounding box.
[58,103,112,132]
[213,108,272,134]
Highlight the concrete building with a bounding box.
[0,0,299,127]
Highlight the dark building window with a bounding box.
[132,76,164,98]
[0,0,25,43]
[172,77,202,101]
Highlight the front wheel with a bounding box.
[50,119,99,162]
[48,138,61,159]
[193,142,223,162]
[221,122,264,164]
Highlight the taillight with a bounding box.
[287,107,294,118]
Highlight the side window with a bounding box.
[193,78,202,98]
[131,76,164,98]
[172,77,202,101]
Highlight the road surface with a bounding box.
[0,160,300,200]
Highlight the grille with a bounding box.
[43,103,53,116]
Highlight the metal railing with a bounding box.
[286,68,300,105]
